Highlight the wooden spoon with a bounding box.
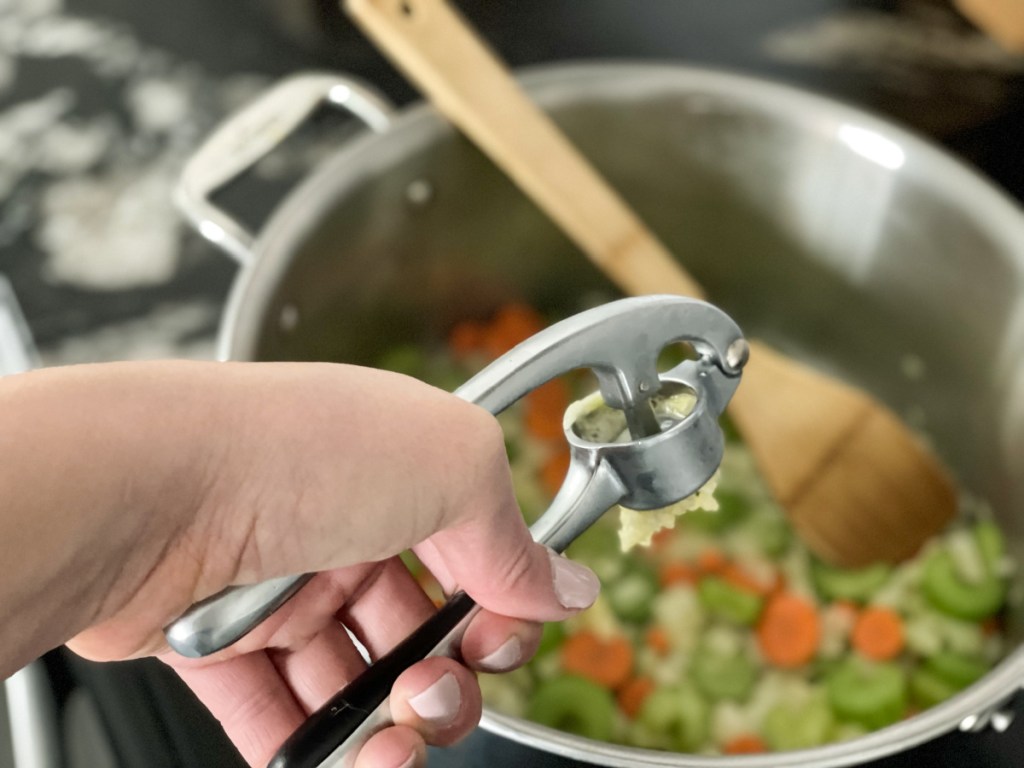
[344,0,957,565]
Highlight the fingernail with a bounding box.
[408,672,461,726]
[548,549,600,610]
[478,635,522,672]
[396,753,417,768]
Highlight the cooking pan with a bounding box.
[177,63,1024,767]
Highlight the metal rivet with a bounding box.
[279,304,300,332]
[406,179,434,207]
[992,710,1015,733]
[638,380,650,392]
[725,338,750,371]
[959,713,981,732]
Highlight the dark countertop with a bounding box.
[2,1,1024,766]
[2,0,1022,359]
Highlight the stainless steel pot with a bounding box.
[178,63,1024,767]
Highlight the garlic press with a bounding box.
[165,294,747,768]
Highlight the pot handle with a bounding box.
[175,73,395,265]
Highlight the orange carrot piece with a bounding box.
[721,563,771,596]
[525,378,570,441]
[723,734,767,754]
[659,562,698,588]
[448,320,485,358]
[650,527,675,551]
[982,616,1001,637]
[757,593,822,668]
[645,626,672,656]
[482,303,544,359]
[561,631,634,689]
[617,677,655,719]
[852,606,905,661]
[697,548,728,575]
[539,449,571,497]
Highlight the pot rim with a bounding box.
[214,61,1024,766]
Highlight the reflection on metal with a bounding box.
[838,124,906,170]
[0,276,39,377]
[4,663,61,768]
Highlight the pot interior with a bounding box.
[234,64,1024,758]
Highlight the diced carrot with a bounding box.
[757,593,821,668]
[539,448,571,497]
[697,548,727,575]
[482,303,544,359]
[525,378,570,441]
[561,630,634,689]
[650,527,675,551]
[659,561,698,588]
[723,734,767,754]
[721,563,772,596]
[982,616,1001,637]
[851,606,905,661]
[616,677,655,719]
[645,626,672,656]
[448,320,485,358]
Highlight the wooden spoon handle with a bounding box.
[344,0,705,300]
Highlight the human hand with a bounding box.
[56,361,599,767]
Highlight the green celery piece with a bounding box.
[923,550,1004,621]
[691,647,758,702]
[526,675,616,741]
[763,697,835,751]
[826,658,907,730]
[910,666,960,709]
[607,565,659,624]
[698,576,764,626]
[636,685,710,753]
[812,559,892,603]
[924,652,988,690]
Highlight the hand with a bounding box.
[49,361,599,767]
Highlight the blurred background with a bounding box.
[1,0,1022,766]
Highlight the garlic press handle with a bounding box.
[267,459,627,768]
[164,295,744,658]
[456,294,745,416]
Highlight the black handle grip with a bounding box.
[268,591,478,768]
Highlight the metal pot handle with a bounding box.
[175,73,395,264]
[0,277,60,768]
[0,275,39,376]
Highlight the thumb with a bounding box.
[419,494,601,622]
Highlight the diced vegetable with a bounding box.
[691,644,759,702]
[405,309,1015,755]
[910,666,959,709]
[923,550,1004,621]
[561,630,633,689]
[757,593,821,668]
[699,576,764,626]
[826,657,907,730]
[617,677,655,719]
[812,559,891,603]
[607,564,658,624]
[763,696,834,751]
[851,607,905,661]
[526,675,616,740]
[635,685,710,752]
[723,734,767,754]
[536,621,565,658]
[924,651,988,690]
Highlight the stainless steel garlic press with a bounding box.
[165,294,747,768]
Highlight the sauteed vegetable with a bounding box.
[384,303,1014,756]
